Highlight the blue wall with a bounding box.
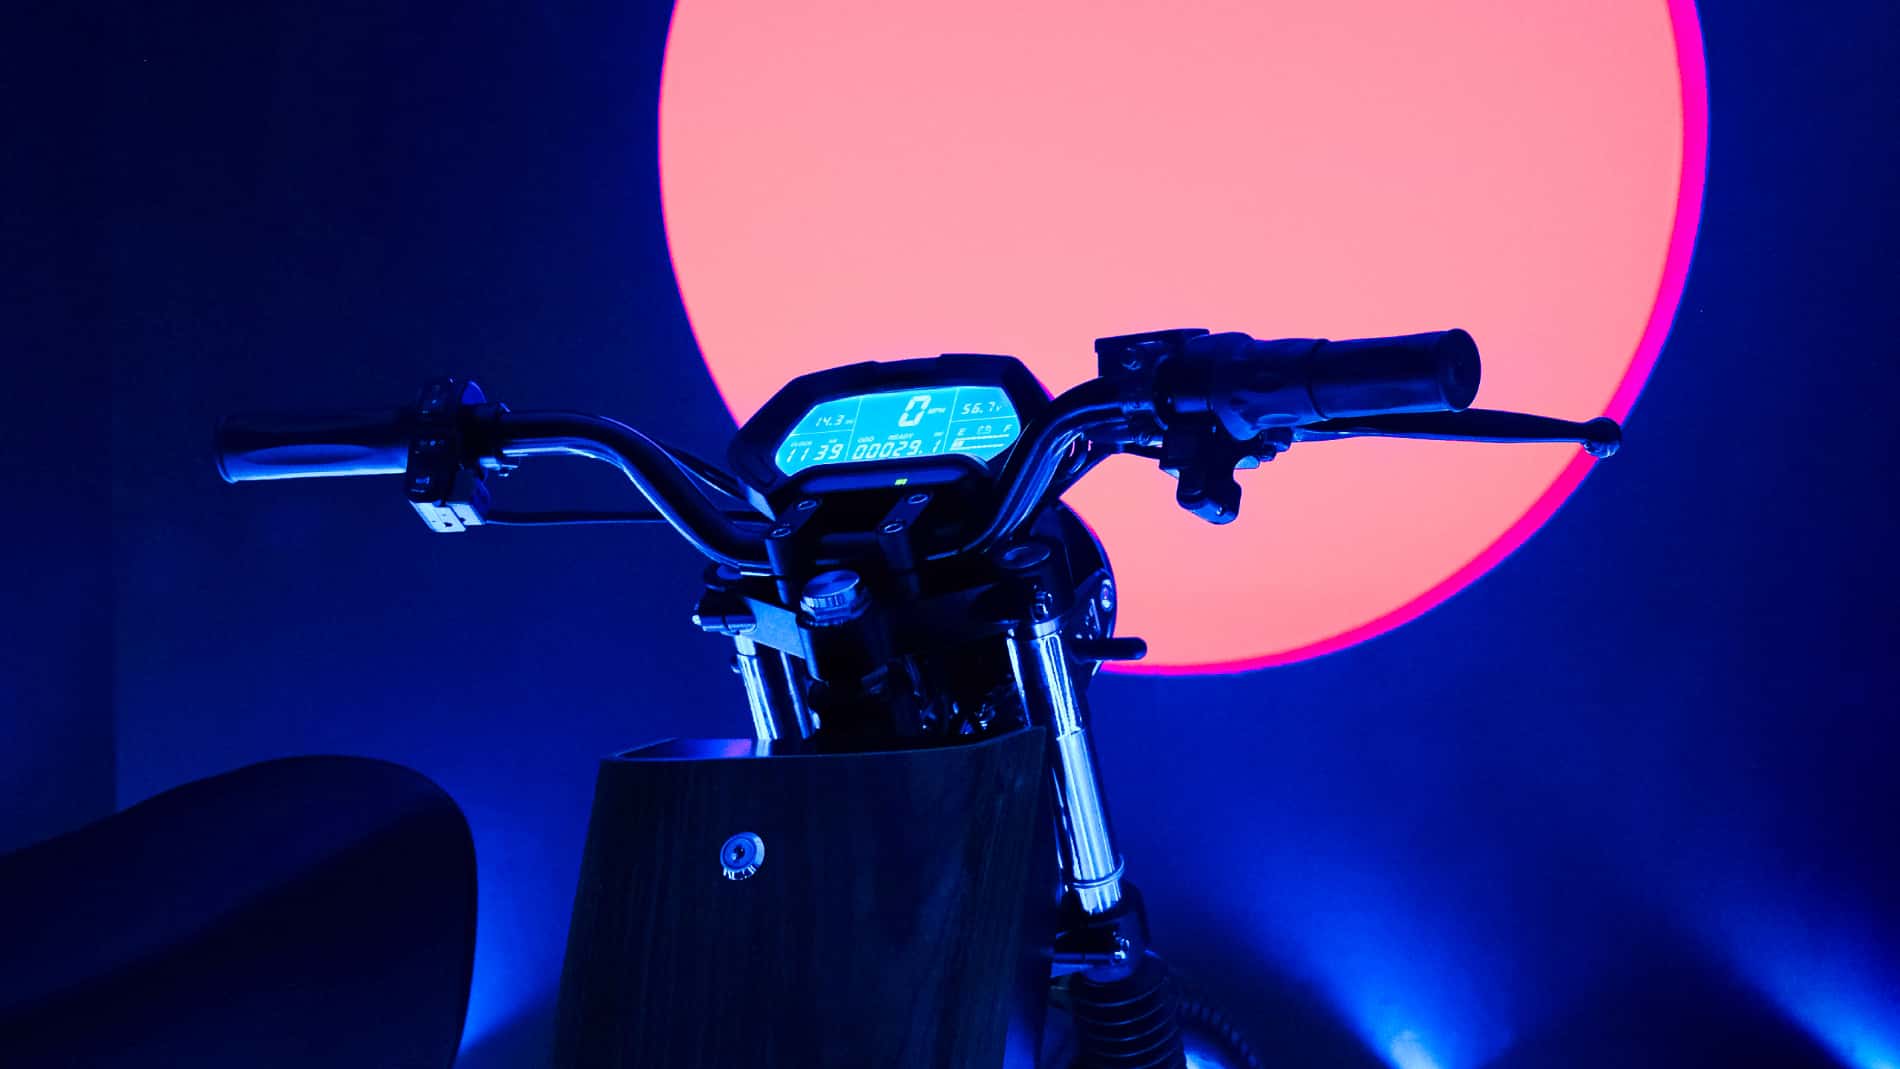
[65,2,1900,1067]
[3,6,113,856]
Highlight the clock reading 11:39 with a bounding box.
[773,385,1022,475]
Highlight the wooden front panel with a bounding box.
[555,729,1048,1069]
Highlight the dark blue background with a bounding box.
[11,2,1898,1066]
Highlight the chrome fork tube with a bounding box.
[733,636,813,743]
[1007,627,1124,914]
[779,648,817,734]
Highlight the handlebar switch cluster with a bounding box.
[1094,326,1485,524]
[1095,329,1291,524]
[406,378,500,534]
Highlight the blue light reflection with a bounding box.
[1237,852,1511,1069]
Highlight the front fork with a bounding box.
[720,554,1182,1067]
[1002,557,1185,1069]
[1006,625,1124,916]
[727,615,1132,920]
[732,635,815,744]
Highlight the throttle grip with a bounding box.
[1172,328,1481,439]
[1299,329,1480,419]
[215,409,411,483]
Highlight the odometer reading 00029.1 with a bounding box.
[773,385,1020,476]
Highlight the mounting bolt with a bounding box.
[720,831,765,880]
[881,520,906,535]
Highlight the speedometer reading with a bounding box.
[774,385,1020,475]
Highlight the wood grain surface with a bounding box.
[554,728,1049,1069]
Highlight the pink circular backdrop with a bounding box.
[659,0,1707,671]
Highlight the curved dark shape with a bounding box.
[0,756,477,1068]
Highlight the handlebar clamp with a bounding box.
[1093,328,1206,446]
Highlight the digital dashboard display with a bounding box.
[774,385,1020,475]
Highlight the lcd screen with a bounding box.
[774,385,1020,475]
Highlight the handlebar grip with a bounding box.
[1301,329,1480,419]
[215,409,411,483]
[1185,328,1482,438]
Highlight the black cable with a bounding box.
[1045,444,1116,502]
[485,509,769,528]
[652,436,750,500]
[496,411,770,569]
[938,379,1129,559]
[485,510,669,526]
[1056,439,1091,480]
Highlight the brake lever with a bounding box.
[1294,409,1622,458]
[1127,409,1617,526]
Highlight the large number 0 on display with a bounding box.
[897,394,931,428]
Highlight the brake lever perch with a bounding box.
[1154,426,1291,524]
[1294,409,1622,458]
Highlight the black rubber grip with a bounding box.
[1187,328,1482,437]
[1303,329,1480,419]
[215,409,411,483]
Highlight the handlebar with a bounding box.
[940,378,1128,560]
[215,402,772,568]
[212,328,1617,572]
[494,411,770,568]
[209,394,1120,571]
